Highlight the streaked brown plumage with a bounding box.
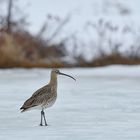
[20,69,76,126]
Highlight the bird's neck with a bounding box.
[49,72,57,86]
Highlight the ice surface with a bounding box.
[0,65,140,140]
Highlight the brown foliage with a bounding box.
[0,31,66,68]
[77,53,140,67]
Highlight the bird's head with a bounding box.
[52,69,76,81]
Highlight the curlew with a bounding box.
[20,69,76,126]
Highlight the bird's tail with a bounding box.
[20,107,27,113]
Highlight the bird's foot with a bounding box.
[39,123,48,126]
[39,123,43,126]
[45,123,48,126]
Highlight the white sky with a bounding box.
[18,0,140,34]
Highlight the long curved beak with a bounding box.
[59,72,76,81]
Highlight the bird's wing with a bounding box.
[20,85,51,112]
[31,84,51,97]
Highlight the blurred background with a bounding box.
[0,0,140,68]
[1,1,140,140]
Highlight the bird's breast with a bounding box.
[51,85,57,94]
[42,85,57,109]
[43,94,57,109]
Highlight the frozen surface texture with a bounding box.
[0,65,140,140]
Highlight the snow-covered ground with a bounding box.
[0,65,140,140]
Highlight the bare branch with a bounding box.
[6,0,13,32]
[46,14,70,44]
[37,21,48,38]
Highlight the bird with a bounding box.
[20,69,76,126]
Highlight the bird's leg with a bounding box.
[42,109,48,126]
[40,110,43,126]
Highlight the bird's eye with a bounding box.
[55,70,59,73]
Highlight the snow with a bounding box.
[0,65,140,140]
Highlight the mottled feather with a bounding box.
[20,84,53,112]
